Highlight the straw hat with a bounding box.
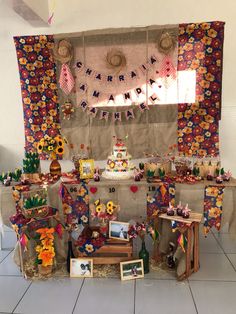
[158,32,177,55]
[53,39,73,64]
[105,49,127,73]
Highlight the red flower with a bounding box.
[209,123,218,133]
[28,52,37,62]
[193,29,205,39]
[33,117,44,125]
[202,139,212,149]
[17,50,24,58]
[211,38,221,49]
[210,82,220,92]
[194,41,204,52]
[184,51,195,61]
[183,134,194,143]
[25,108,32,118]
[178,118,188,129]
[41,48,50,58]
[202,99,213,108]
[193,126,203,136]
[204,56,212,66]
[178,61,187,71]
[22,89,29,98]
[21,70,29,79]
[25,128,32,136]
[178,103,188,112]
[35,68,45,77]
[179,35,188,45]
[208,147,218,156]
[44,61,53,70]
[31,92,41,102]
[39,108,47,116]
[211,93,220,101]
[46,102,56,110]
[212,50,222,60]
[47,128,58,137]
[34,131,44,140]
[29,77,39,86]
[208,107,218,116]
[25,36,35,45]
[211,134,219,143]
[45,88,54,98]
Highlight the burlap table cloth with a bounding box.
[1,178,236,277]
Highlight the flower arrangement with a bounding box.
[90,199,120,222]
[35,227,55,268]
[72,143,91,172]
[128,222,146,241]
[37,135,66,158]
[0,168,22,185]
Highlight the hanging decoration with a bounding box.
[177,21,225,157]
[61,101,75,120]
[157,31,177,55]
[75,55,159,84]
[14,35,61,157]
[203,185,225,236]
[53,39,75,94]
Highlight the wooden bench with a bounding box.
[159,211,202,280]
[78,238,133,265]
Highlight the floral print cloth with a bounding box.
[59,182,89,230]
[178,21,225,157]
[14,35,60,159]
[203,185,225,235]
[147,183,175,217]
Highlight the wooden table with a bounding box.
[159,212,203,280]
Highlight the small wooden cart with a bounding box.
[78,238,133,265]
[159,211,202,280]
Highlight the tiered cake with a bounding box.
[102,138,135,180]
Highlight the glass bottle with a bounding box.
[66,238,75,273]
[139,239,149,274]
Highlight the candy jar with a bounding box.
[94,167,100,182]
[216,175,223,184]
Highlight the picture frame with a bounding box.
[70,258,93,278]
[79,159,95,179]
[120,259,144,281]
[109,221,129,242]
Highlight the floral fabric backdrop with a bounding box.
[14,35,60,159]
[177,21,225,157]
[13,22,224,159]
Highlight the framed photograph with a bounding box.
[79,159,95,179]
[120,259,144,281]
[109,221,129,241]
[70,258,93,278]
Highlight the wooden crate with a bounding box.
[78,238,133,265]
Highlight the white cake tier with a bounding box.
[108,154,131,161]
[102,169,134,180]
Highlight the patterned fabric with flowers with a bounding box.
[75,233,106,255]
[35,228,55,267]
[14,35,60,159]
[59,182,89,231]
[178,21,225,157]
[147,183,175,217]
[203,185,225,236]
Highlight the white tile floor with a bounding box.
[0,228,236,314]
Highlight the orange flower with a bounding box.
[36,227,55,240]
[42,238,53,249]
[38,249,55,267]
[207,29,217,38]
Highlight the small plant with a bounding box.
[11,168,22,181]
[23,152,40,174]
[24,194,47,209]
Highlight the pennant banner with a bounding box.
[74,55,159,84]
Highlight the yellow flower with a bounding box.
[201,36,212,45]
[26,64,35,71]
[34,61,43,68]
[63,203,72,214]
[183,127,192,134]
[31,125,40,132]
[195,135,204,143]
[207,29,217,38]
[190,59,200,70]
[169,187,175,195]
[19,57,27,65]
[184,110,193,119]
[39,35,47,44]
[190,103,199,111]
[199,80,210,89]
[206,187,219,198]
[199,121,210,130]
[198,109,207,116]
[23,97,31,105]
[96,204,103,213]
[28,86,37,93]
[49,109,57,117]
[35,245,43,253]
[201,22,211,30]
[209,207,222,218]
[47,145,54,151]
[205,115,214,123]
[27,136,34,143]
[55,147,64,155]
[23,45,33,52]
[34,43,41,52]
[78,186,86,197]
[196,52,205,59]
[106,207,114,215]
[178,112,183,119]
[147,196,154,203]
[205,73,215,82]
[198,67,207,74]
[107,201,114,209]
[183,43,193,51]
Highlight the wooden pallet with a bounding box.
[78,238,133,265]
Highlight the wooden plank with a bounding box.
[185,226,192,278]
[92,256,133,265]
[96,245,132,254]
[159,212,202,224]
[194,222,200,273]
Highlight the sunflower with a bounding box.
[106,207,114,215]
[96,204,103,213]
[56,146,64,155]
[37,143,44,153]
[47,145,54,151]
